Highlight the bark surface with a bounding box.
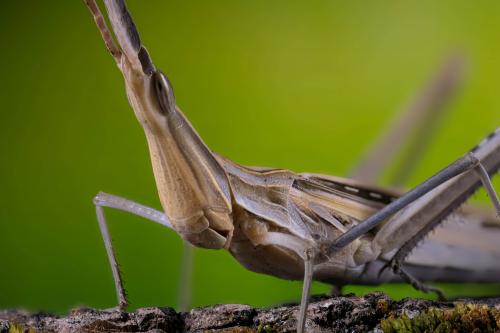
[2,292,500,332]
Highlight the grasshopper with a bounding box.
[84,1,500,332]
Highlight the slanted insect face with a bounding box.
[116,51,234,250]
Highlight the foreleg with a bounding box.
[93,192,192,311]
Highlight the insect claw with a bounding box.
[119,300,128,312]
[117,289,129,311]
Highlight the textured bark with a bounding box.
[2,293,500,332]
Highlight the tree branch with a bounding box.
[2,292,500,332]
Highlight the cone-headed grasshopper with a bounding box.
[84,1,500,332]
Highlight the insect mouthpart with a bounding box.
[153,70,176,115]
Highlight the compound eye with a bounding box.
[153,70,176,115]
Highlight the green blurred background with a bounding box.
[1,0,500,314]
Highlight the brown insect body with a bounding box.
[85,2,500,332]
